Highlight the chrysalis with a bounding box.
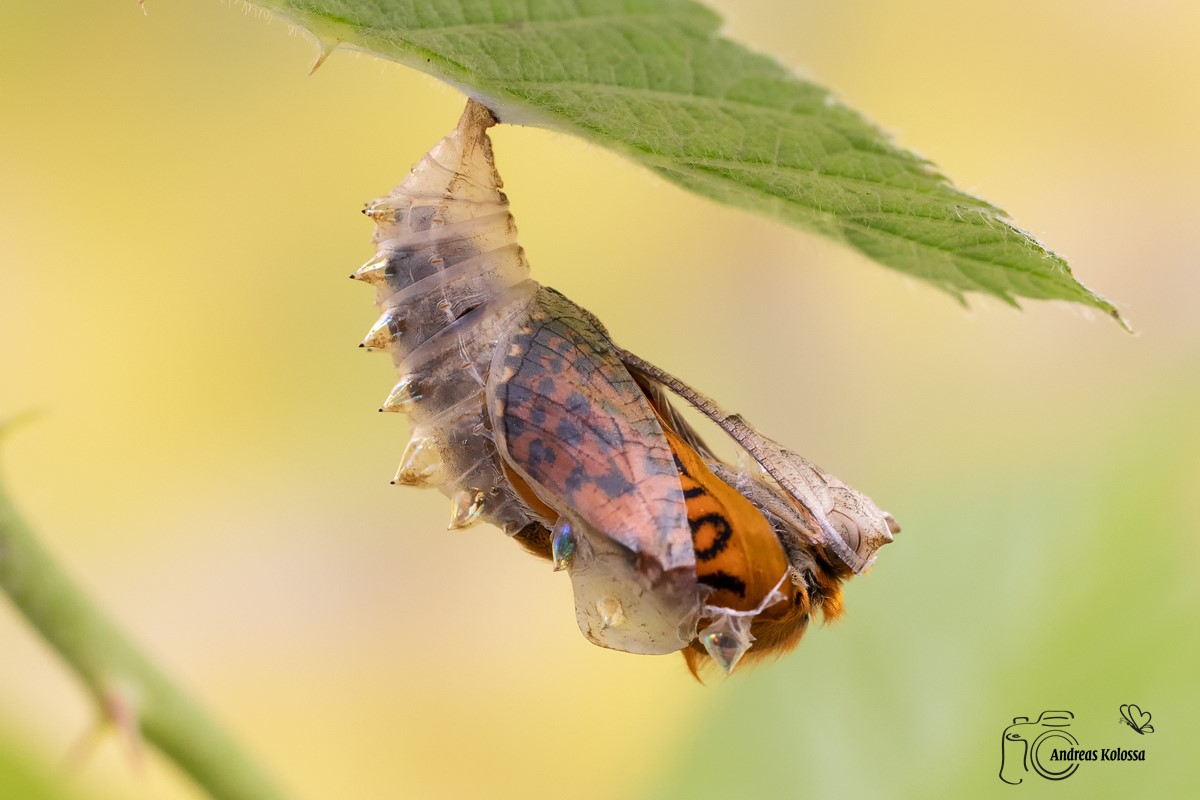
[352,100,898,674]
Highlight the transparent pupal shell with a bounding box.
[448,488,486,529]
[367,244,529,356]
[699,613,753,675]
[356,101,542,538]
[560,512,701,655]
[355,99,894,667]
[393,282,541,528]
[395,281,539,420]
[393,433,446,487]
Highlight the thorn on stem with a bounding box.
[102,685,146,772]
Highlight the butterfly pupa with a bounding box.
[353,99,897,672]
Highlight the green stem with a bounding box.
[0,430,286,800]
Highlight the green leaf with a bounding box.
[249,0,1122,323]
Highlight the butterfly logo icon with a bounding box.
[1119,704,1155,735]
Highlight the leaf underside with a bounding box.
[249,0,1121,323]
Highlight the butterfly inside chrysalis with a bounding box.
[352,99,898,675]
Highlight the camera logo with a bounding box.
[999,710,1080,784]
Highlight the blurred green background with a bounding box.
[1,1,1197,798]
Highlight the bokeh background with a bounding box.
[2,1,1198,798]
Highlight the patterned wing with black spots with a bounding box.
[487,286,694,573]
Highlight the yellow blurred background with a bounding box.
[1,1,1197,798]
